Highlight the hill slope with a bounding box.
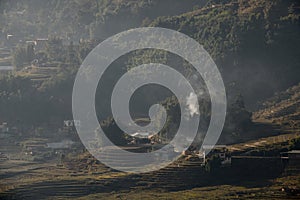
[253,82,300,132]
[145,0,300,109]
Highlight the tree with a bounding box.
[289,138,300,150]
[205,155,221,173]
[12,43,36,69]
[101,118,127,146]
[45,37,64,62]
[66,41,80,65]
[26,43,35,63]
[12,45,28,69]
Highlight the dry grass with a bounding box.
[69,174,300,200]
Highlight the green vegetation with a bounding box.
[289,137,300,150]
[0,0,203,44]
[12,44,34,68]
[0,1,300,199]
[1,0,299,144]
[205,155,222,172]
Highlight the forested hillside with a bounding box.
[1,2,300,199]
[145,0,300,108]
[0,0,299,143]
[0,0,203,42]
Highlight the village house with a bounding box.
[6,33,22,47]
[0,122,10,138]
[25,38,48,52]
[35,38,48,51]
[0,122,9,133]
[287,150,300,165]
[202,145,231,165]
[23,141,47,156]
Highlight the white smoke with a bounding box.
[186,92,199,117]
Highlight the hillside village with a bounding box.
[1,92,300,199]
[0,0,299,199]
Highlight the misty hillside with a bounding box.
[1,1,300,200]
[0,0,204,41]
[144,0,300,109]
[0,0,299,138]
[1,0,297,109]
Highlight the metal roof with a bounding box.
[288,150,300,154]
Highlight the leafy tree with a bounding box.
[45,37,64,62]
[289,138,300,150]
[12,45,28,69]
[26,43,35,63]
[66,41,80,66]
[101,117,127,146]
[205,155,221,172]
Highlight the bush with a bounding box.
[289,138,300,150]
[205,155,221,172]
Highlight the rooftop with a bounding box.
[288,150,300,154]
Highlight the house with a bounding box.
[6,34,20,46]
[35,38,48,50]
[287,150,300,165]
[0,152,8,161]
[63,120,80,133]
[6,34,13,40]
[128,132,151,145]
[46,140,74,149]
[202,145,231,165]
[64,120,80,127]
[0,122,9,132]
[26,40,37,46]
[24,38,49,51]
[23,142,47,151]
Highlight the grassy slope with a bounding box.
[253,83,300,131]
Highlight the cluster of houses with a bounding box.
[25,38,48,49]
[125,130,232,166]
[281,150,300,165]
[0,122,9,133]
[22,139,75,156]
[2,117,300,169]
[0,122,19,138]
[126,131,300,168]
[182,144,232,165]
[4,32,48,50]
[21,120,79,157]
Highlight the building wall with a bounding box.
[231,156,284,177]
